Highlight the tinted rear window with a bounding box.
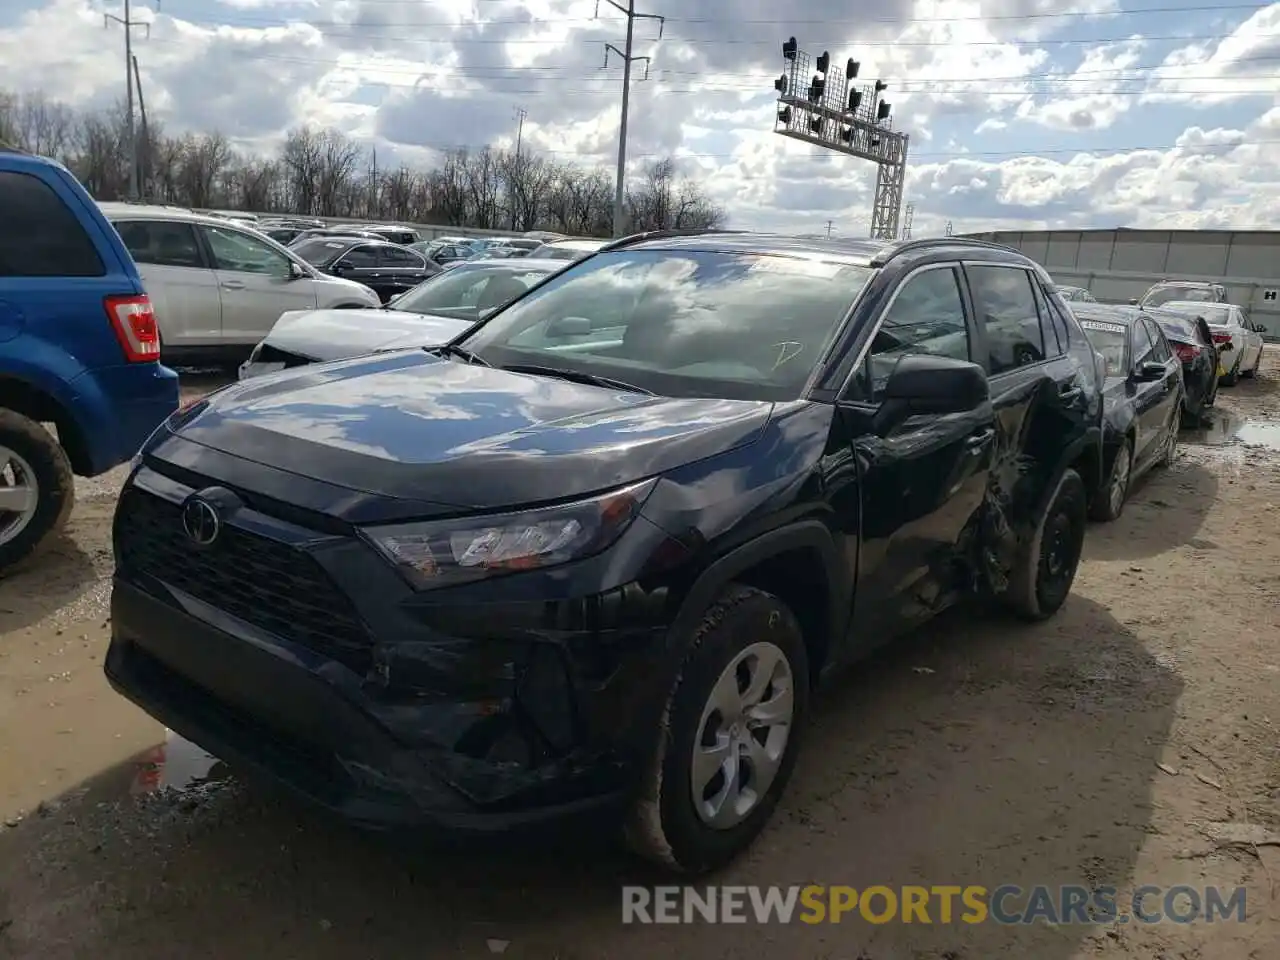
[1144,285,1215,307]
[0,170,106,277]
[291,238,352,265]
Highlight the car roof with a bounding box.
[1157,300,1230,313]
[613,231,1041,269]
[98,202,254,229]
[1070,303,1144,325]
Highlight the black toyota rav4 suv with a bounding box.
[107,232,1104,874]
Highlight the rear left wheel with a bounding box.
[1090,439,1131,523]
[625,585,809,875]
[1004,467,1087,621]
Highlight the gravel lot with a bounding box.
[2,361,1279,960]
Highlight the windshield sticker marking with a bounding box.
[1080,321,1127,335]
[748,257,844,279]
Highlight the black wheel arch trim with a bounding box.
[669,519,851,669]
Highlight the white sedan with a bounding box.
[1157,300,1264,385]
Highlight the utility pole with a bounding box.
[514,106,527,160]
[900,202,915,240]
[104,0,150,200]
[825,219,834,239]
[599,0,663,237]
[132,55,149,199]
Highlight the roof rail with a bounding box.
[868,235,1024,267]
[598,228,749,252]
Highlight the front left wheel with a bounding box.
[625,585,809,875]
[0,409,75,571]
[1004,467,1087,621]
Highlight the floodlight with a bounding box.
[816,51,830,74]
[846,59,859,80]
[783,37,797,60]
[847,90,862,112]
[809,117,824,133]
[808,76,825,102]
[774,73,787,94]
[840,126,853,143]
[875,80,888,93]
[876,100,891,121]
[778,106,792,123]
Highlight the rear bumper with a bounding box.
[69,363,180,474]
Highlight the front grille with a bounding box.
[115,488,373,674]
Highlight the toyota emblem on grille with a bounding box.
[181,496,221,546]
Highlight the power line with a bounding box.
[135,20,1279,48]
[150,2,1273,28]
[598,0,664,237]
[136,36,1280,84]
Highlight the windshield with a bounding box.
[1144,285,1215,307]
[1078,319,1128,377]
[458,249,873,401]
[291,238,352,266]
[393,265,553,317]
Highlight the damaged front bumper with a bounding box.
[105,469,678,834]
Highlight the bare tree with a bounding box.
[0,86,728,233]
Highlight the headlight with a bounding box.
[365,478,657,591]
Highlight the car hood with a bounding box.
[166,350,772,511]
[266,308,476,361]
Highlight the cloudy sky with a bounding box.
[1,0,1278,236]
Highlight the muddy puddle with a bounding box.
[1183,410,1280,450]
[131,730,227,795]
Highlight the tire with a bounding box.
[1089,438,1131,522]
[1157,409,1178,468]
[1242,346,1262,379]
[1004,467,1086,622]
[625,584,810,875]
[0,409,75,571]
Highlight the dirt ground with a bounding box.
[2,361,1280,960]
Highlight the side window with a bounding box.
[0,170,105,278]
[966,265,1046,375]
[202,225,290,278]
[1144,318,1171,362]
[115,219,203,269]
[1045,294,1073,352]
[339,245,380,268]
[383,246,423,267]
[1131,318,1154,367]
[853,266,970,403]
[1031,281,1064,358]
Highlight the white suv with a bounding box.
[100,204,380,364]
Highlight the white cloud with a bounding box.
[0,0,1278,234]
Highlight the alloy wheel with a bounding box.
[0,445,40,547]
[691,641,795,831]
[1109,446,1131,514]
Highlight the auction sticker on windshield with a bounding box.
[1080,320,1127,335]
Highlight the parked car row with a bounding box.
[2,152,1271,885]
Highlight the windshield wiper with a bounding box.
[428,344,490,366]
[500,363,653,395]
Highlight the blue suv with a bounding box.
[0,148,179,568]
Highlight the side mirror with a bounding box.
[1128,298,1140,306]
[287,260,305,280]
[871,354,990,437]
[1134,361,1165,382]
[331,261,348,275]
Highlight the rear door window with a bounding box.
[966,265,1046,375]
[0,170,105,277]
[382,246,424,268]
[114,219,204,269]
[340,244,381,268]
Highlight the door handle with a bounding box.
[965,427,996,450]
[1059,385,1083,403]
[220,280,245,290]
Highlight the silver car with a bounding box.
[100,203,380,364]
